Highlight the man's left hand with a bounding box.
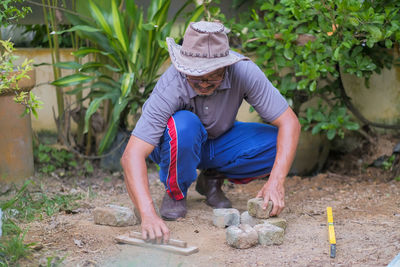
[256,176,285,216]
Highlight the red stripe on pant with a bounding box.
[166,117,184,200]
[228,173,270,184]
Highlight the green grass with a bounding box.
[0,180,82,266]
[0,230,34,266]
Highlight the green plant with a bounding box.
[22,24,74,48]
[0,230,34,266]
[34,144,77,174]
[45,254,66,267]
[300,104,359,140]
[0,0,31,27]
[1,181,82,222]
[52,0,204,154]
[0,181,34,265]
[0,40,42,117]
[229,0,400,139]
[382,154,396,171]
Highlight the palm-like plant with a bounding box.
[52,0,203,153]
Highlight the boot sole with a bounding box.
[161,215,185,221]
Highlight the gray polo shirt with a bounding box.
[132,58,289,146]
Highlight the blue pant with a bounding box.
[149,110,278,200]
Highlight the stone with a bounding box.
[241,211,287,230]
[263,217,287,230]
[213,208,240,228]
[240,211,258,227]
[93,204,137,227]
[226,224,258,249]
[254,223,284,246]
[247,198,272,219]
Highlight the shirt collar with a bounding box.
[182,68,231,99]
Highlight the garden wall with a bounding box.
[15,48,76,131]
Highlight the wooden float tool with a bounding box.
[115,231,199,256]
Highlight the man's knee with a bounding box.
[169,110,207,145]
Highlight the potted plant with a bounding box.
[0,39,42,183]
[0,1,42,183]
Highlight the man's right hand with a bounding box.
[141,214,170,244]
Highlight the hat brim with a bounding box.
[166,37,248,76]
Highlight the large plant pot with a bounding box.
[290,130,331,176]
[340,51,400,131]
[0,69,36,183]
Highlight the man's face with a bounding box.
[186,68,225,96]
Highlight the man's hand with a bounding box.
[141,214,170,244]
[256,176,285,216]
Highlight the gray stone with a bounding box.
[241,211,287,230]
[226,224,258,249]
[93,204,137,227]
[247,198,272,219]
[240,211,258,227]
[213,208,240,228]
[263,217,287,230]
[254,223,284,246]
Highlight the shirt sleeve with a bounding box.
[236,60,288,123]
[132,69,183,146]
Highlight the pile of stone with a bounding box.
[212,198,286,249]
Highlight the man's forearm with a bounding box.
[121,136,158,219]
[122,155,158,219]
[270,108,301,180]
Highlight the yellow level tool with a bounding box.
[327,207,336,258]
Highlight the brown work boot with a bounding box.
[160,193,187,221]
[195,170,232,208]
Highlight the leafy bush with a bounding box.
[229,0,400,139]
[0,0,31,27]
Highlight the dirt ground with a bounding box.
[20,135,400,266]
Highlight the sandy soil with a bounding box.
[19,136,400,267]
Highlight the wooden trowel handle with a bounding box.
[129,231,187,248]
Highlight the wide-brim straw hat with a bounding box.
[167,21,248,76]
